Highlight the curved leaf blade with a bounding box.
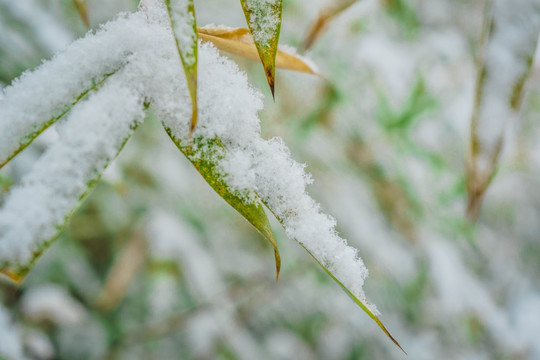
[198,26,319,75]
[0,77,147,283]
[0,72,115,169]
[239,0,283,97]
[302,244,406,353]
[164,127,281,281]
[165,0,198,135]
[262,202,405,353]
[466,1,540,220]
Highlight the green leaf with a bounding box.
[304,245,406,353]
[239,0,282,97]
[0,80,147,284]
[164,127,281,280]
[0,72,115,170]
[165,0,198,135]
[263,203,405,353]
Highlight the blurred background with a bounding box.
[2,0,540,359]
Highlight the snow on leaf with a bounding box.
[466,0,540,220]
[0,69,146,283]
[165,0,198,136]
[155,40,399,347]
[0,0,399,349]
[239,0,282,97]
[0,11,148,169]
[164,131,282,281]
[0,73,113,170]
[198,26,319,75]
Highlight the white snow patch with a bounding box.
[21,284,87,325]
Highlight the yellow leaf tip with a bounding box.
[0,269,25,285]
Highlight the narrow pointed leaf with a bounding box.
[0,75,146,283]
[165,0,198,135]
[301,244,406,353]
[164,128,281,280]
[73,0,90,27]
[466,1,540,220]
[0,72,115,169]
[0,12,148,170]
[198,26,319,75]
[264,202,405,352]
[239,0,283,96]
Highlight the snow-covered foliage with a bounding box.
[2,0,540,359]
[0,0,382,344]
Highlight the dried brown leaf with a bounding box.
[198,27,319,75]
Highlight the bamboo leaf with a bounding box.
[164,128,281,281]
[0,78,147,283]
[266,203,405,353]
[198,26,319,75]
[302,244,406,353]
[165,0,198,136]
[72,0,90,28]
[0,72,115,169]
[239,0,283,97]
[466,1,540,220]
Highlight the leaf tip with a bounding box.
[274,249,281,282]
[0,268,25,285]
[265,66,275,100]
[374,314,407,354]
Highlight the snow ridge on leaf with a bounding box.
[165,0,198,135]
[0,69,146,282]
[164,131,282,281]
[239,0,282,97]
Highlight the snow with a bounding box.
[160,41,375,312]
[165,0,197,66]
[25,329,55,360]
[242,0,281,48]
[0,0,376,316]
[0,303,24,360]
[0,10,154,167]
[21,284,87,325]
[0,65,146,267]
